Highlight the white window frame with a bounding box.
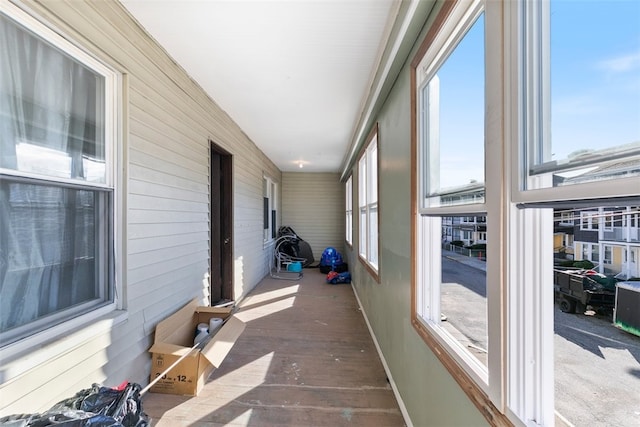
[263,175,278,245]
[580,211,599,231]
[591,244,600,263]
[622,208,639,242]
[512,2,639,204]
[0,2,122,360]
[579,242,599,264]
[508,1,636,424]
[358,125,379,277]
[413,1,639,425]
[603,212,614,232]
[560,211,573,225]
[414,0,494,394]
[581,243,589,261]
[345,175,353,245]
[563,234,574,248]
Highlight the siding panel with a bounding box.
[282,172,345,261]
[0,0,280,415]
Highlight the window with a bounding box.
[414,0,489,388]
[591,244,599,263]
[563,234,573,248]
[345,176,353,245]
[0,5,118,347]
[358,125,379,275]
[603,212,614,231]
[581,243,589,261]
[560,211,573,225]
[263,176,278,244]
[412,1,639,425]
[604,245,612,265]
[519,2,640,197]
[417,3,485,210]
[623,208,639,230]
[579,242,600,264]
[580,211,599,231]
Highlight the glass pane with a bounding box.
[553,204,640,425]
[0,14,106,183]
[422,13,485,207]
[369,204,378,268]
[527,1,640,187]
[358,156,366,208]
[441,215,488,366]
[0,180,110,346]
[359,208,367,257]
[369,143,378,204]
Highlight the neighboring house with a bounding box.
[443,215,487,246]
[1,1,639,427]
[601,207,640,279]
[557,158,640,277]
[572,207,640,278]
[441,183,486,246]
[553,209,575,260]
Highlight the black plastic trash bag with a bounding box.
[0,382,149,427]
[0,411,123,427]
[277,226,315,267]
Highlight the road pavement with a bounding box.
[441,250,640,427]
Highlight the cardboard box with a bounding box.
[148,299,245,396]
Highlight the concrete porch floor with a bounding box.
[142,268,406,426]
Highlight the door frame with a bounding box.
[210,140,233,304]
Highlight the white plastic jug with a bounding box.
[193,322,209,346]
[209,317,223,334]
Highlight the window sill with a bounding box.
[0,308,128,385]
[358,255,380,283]
[411,317,511,426]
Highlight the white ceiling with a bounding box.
[120,0,400,173]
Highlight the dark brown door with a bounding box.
[210,142,233,304]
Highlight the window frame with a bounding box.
[603,212,614,232]
[357,124,380,280]
[262,175,278,245]
[412,0,639,425]
[513,1,640,203]
[580,211,599,231]
[507,0,635,424]
[624,209,638,228]
[560,211,573,225]
[345,175,353,246]
[415,2,486,215]
[0,2,122,356]
[411,0,507,421]
[603,245,613,265]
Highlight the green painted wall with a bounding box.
[344,27,489,427]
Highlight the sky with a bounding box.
[550,0,640,160]
[431,0,640,191]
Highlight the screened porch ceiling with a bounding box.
[120,0,426,173]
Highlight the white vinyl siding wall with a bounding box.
[281,172,345,261]
[0,0,279,415]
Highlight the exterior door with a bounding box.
[210,142,233,304]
